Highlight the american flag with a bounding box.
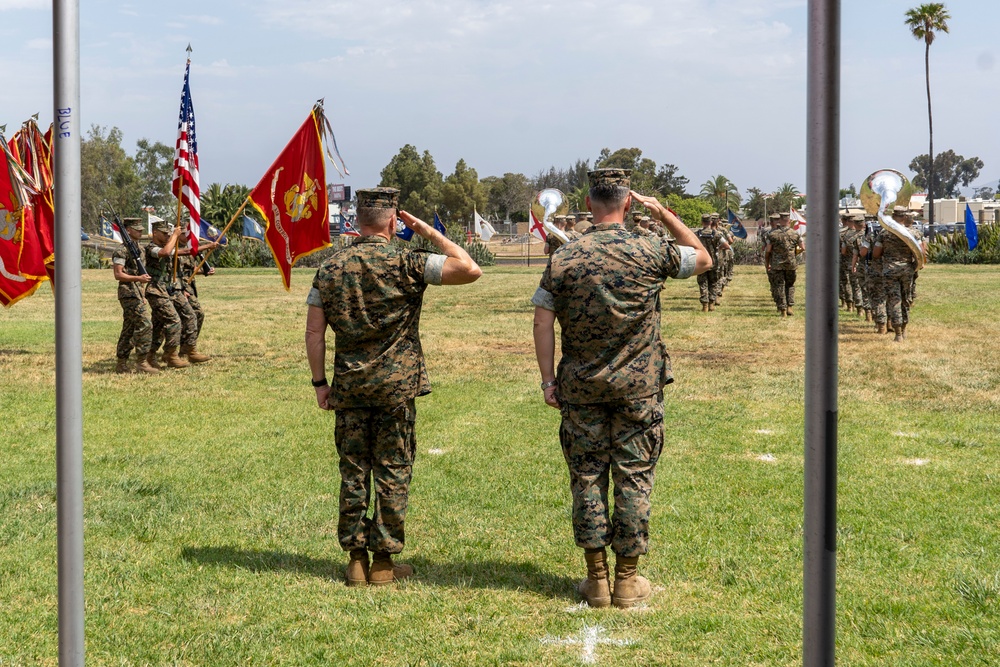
[172,58,200,253]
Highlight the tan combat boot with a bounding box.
[876,323,886,334]
[181,344,211,364]
[344,549,369,587]
[864,309,871,322]
[578,548,612,608]
[145,351,162,370]
[856,306,863,316]
[115,357,131,374]
[135,355,160,374]
[702,303,709,312]
[786,307,794,316]
[612,555,651,609]
[900,323,907,340]
[368,552,414,586]
[162,347,190,368]
[779,309,787,318]
[892,323,903,343]
[708,302,716,312]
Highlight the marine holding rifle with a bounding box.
[111,217,157,374]
[150,227,216,364]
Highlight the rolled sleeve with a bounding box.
[112,257,127,266]
[306,287,323,308]
[531,287,555,311]
[423,253,447,286]
[673,245,698,280]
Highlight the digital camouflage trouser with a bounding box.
[849,267,865,310]
[150,291,199,352]
[697,269,720,304]
[839,260,851,305]
[184,289,205,337]
[116,296,152,359]
[884,264,915,327]
[771,269,797,310]
[866,267,886,325]
[146,293,182,351]
[335,400,417,554]
[559,395,664,558]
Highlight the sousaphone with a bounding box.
[860,169,925,271]
[531,188,570,244]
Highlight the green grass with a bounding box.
[1,264,999,665]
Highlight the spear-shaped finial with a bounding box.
[0,124,6,135]
[186,43,193,57]
[31,112,39,122]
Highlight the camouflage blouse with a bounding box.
[111,244,144,300]
[532,222,697,404]
[768,227,800,270]
[695,228,723,264]
[308,235,446,409]
[876,225,923,269]
[143,243,180,298]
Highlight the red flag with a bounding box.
[249,106,330,290]
[13,121,55,274]
[0,138,45,307]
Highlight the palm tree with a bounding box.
[905,3,950,236]
[699,175,740,214]
[774,182,802,213]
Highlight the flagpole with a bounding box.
[53,0,85,664]
[186,198,249,281]
[804,0,840,665]
[172,48,192,285]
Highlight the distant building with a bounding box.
[923,197,1000,224]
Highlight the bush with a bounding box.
[732,239,763,265]
[211,238,274,268]
[927,224,1000,264]
[81,247,104,269]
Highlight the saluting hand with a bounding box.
[399,210,432,237]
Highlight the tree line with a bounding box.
[80,126,989,238]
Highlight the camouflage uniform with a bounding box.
[721,227,736,287]
[878,226,923,328]
[850,224,868,312]
[862,226,886,328]
[112,244,152,359]
[531,221,698,557]
[144,243,183,350]
[308,235,447,555]
[178,254,205,337]
[838,225,853,307]
[148,252,199,353]
[695,226,723,305]
[768,227,800,311]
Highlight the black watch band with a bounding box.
[311,377,328,388]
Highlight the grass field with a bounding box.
[2,264,999,666]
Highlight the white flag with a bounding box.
[790,207,807,235]
[474,209,496,242]
[529,209,547,242]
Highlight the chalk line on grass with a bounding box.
[427,448,446,455]
[903,458,930,466]
[756,453,777,463]
[894,432,919,438]
[754,429,774,435]
[540,624,634,664]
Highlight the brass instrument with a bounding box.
[860,169,925,270]
[531,188,570,244]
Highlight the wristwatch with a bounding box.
[311,377,328,388]
[540,379,557,390]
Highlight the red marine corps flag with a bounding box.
[249,103,334,290]
[0,129,46,307]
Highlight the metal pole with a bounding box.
[53,0,85,664]
[804,1,839,666]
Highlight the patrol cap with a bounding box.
[632,211,643,219]
[778,211,790,218]
[891,205,908,216]
[151,219,173,233]
[852,213,865,222]
[839,211,852,219]
[701,213,712,221]
[585,212,593,220]
[588,168,631,188]
[356,187,399,209]
[122,217,144,232]
[768,213,780,220]
[709,212,721,220]
[641,216,651,222]
[575,211,588,219]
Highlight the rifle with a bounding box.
[103,201,147,276]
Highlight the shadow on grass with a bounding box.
[180,546,576,598]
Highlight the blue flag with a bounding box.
[965,203,978,250]
[433,211,447,234]
[98,215,113,238]
[242,215,265,242]
[199,220,228,246]
[396,217,414,241]
[727,209,747,239]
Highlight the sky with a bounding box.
[1,0,997,201]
